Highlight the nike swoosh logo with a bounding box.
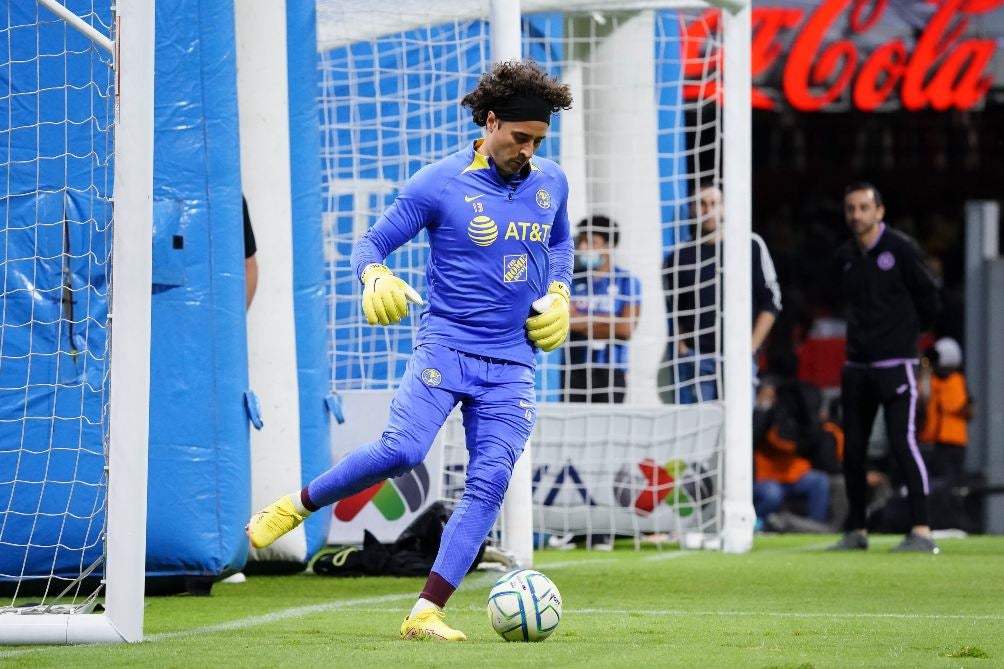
[464,194,485,202]
[519,400,532,408]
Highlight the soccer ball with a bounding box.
[486,569,562,642]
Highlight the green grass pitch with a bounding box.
[2,534,1002,668]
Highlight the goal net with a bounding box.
[0,0,153,644]
[318,0,751,554]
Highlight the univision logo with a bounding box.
[612,458,713,518]
[333,463,431,522]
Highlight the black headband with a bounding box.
[492,94,553,124]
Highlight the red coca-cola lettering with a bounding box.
[901,0,994,110]
[750,8,803,109]
[951,0,1004,13]
[852,40,907,111]
[680,0,1001,112]
[783,0,859,111]
[849,0,887,32]
[680,9,723,105]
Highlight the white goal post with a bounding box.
[719,1,753,554]
[0,0,154,645]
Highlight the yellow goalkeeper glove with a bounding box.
[361,263,424,326]
[526,281,570,352]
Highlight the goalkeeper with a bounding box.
[246,60,574,641]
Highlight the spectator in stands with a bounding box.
[563,215,641,403]
[662,181,781,403]
[919,337,971,485]
[752,375,832,531]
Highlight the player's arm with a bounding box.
[547,188,573,288]
[243,196,258,309]
[752,312,776,355]
[751,235,782,353]
[350,169,438,325]
[527,174,573,351]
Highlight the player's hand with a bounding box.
[526,281,570,352]
[361,263,423,326]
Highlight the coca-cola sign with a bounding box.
[681,0,1003,111]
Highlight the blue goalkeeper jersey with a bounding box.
[352,140,573,368]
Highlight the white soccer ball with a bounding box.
[486,569,562,642]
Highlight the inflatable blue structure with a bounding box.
[0,0,329,589]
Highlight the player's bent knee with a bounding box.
[378,434,428,477]
[463,468,512,509]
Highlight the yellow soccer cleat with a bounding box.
[400,608,467,641]
[245,495,307,549]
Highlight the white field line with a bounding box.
[0,588,444,658]
[0,564,587,657]
[347,605,1004,623]
[149,591,417,641]
[0,540,978,659]
[0,591,418,659]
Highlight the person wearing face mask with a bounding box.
[562,215,641,404]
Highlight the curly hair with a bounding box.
[461,60,573,127]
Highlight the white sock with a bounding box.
[410,598,440,618]
[289,493,312,518]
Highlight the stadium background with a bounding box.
[1,0,1002,589]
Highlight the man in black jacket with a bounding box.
[829,182,940,553]
[662,182,782,403]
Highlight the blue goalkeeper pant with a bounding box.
[306,342,535,587]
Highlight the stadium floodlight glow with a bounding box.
[0,0,154,645]
[318,0,751,556]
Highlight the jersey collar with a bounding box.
[463,138,539,180]
[864,222,887,252]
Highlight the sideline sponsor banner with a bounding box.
[326,392,444,544]
[330,401,723,544]
[443,404,725,537]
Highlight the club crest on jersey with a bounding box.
[535,189,551,209]
[421,368,443,386]
[877,251,895,271]
[468,215,498,246]
[504,254,528,283]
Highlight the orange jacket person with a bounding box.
[920,337,970,484]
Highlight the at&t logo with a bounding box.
[468,215,498,246]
